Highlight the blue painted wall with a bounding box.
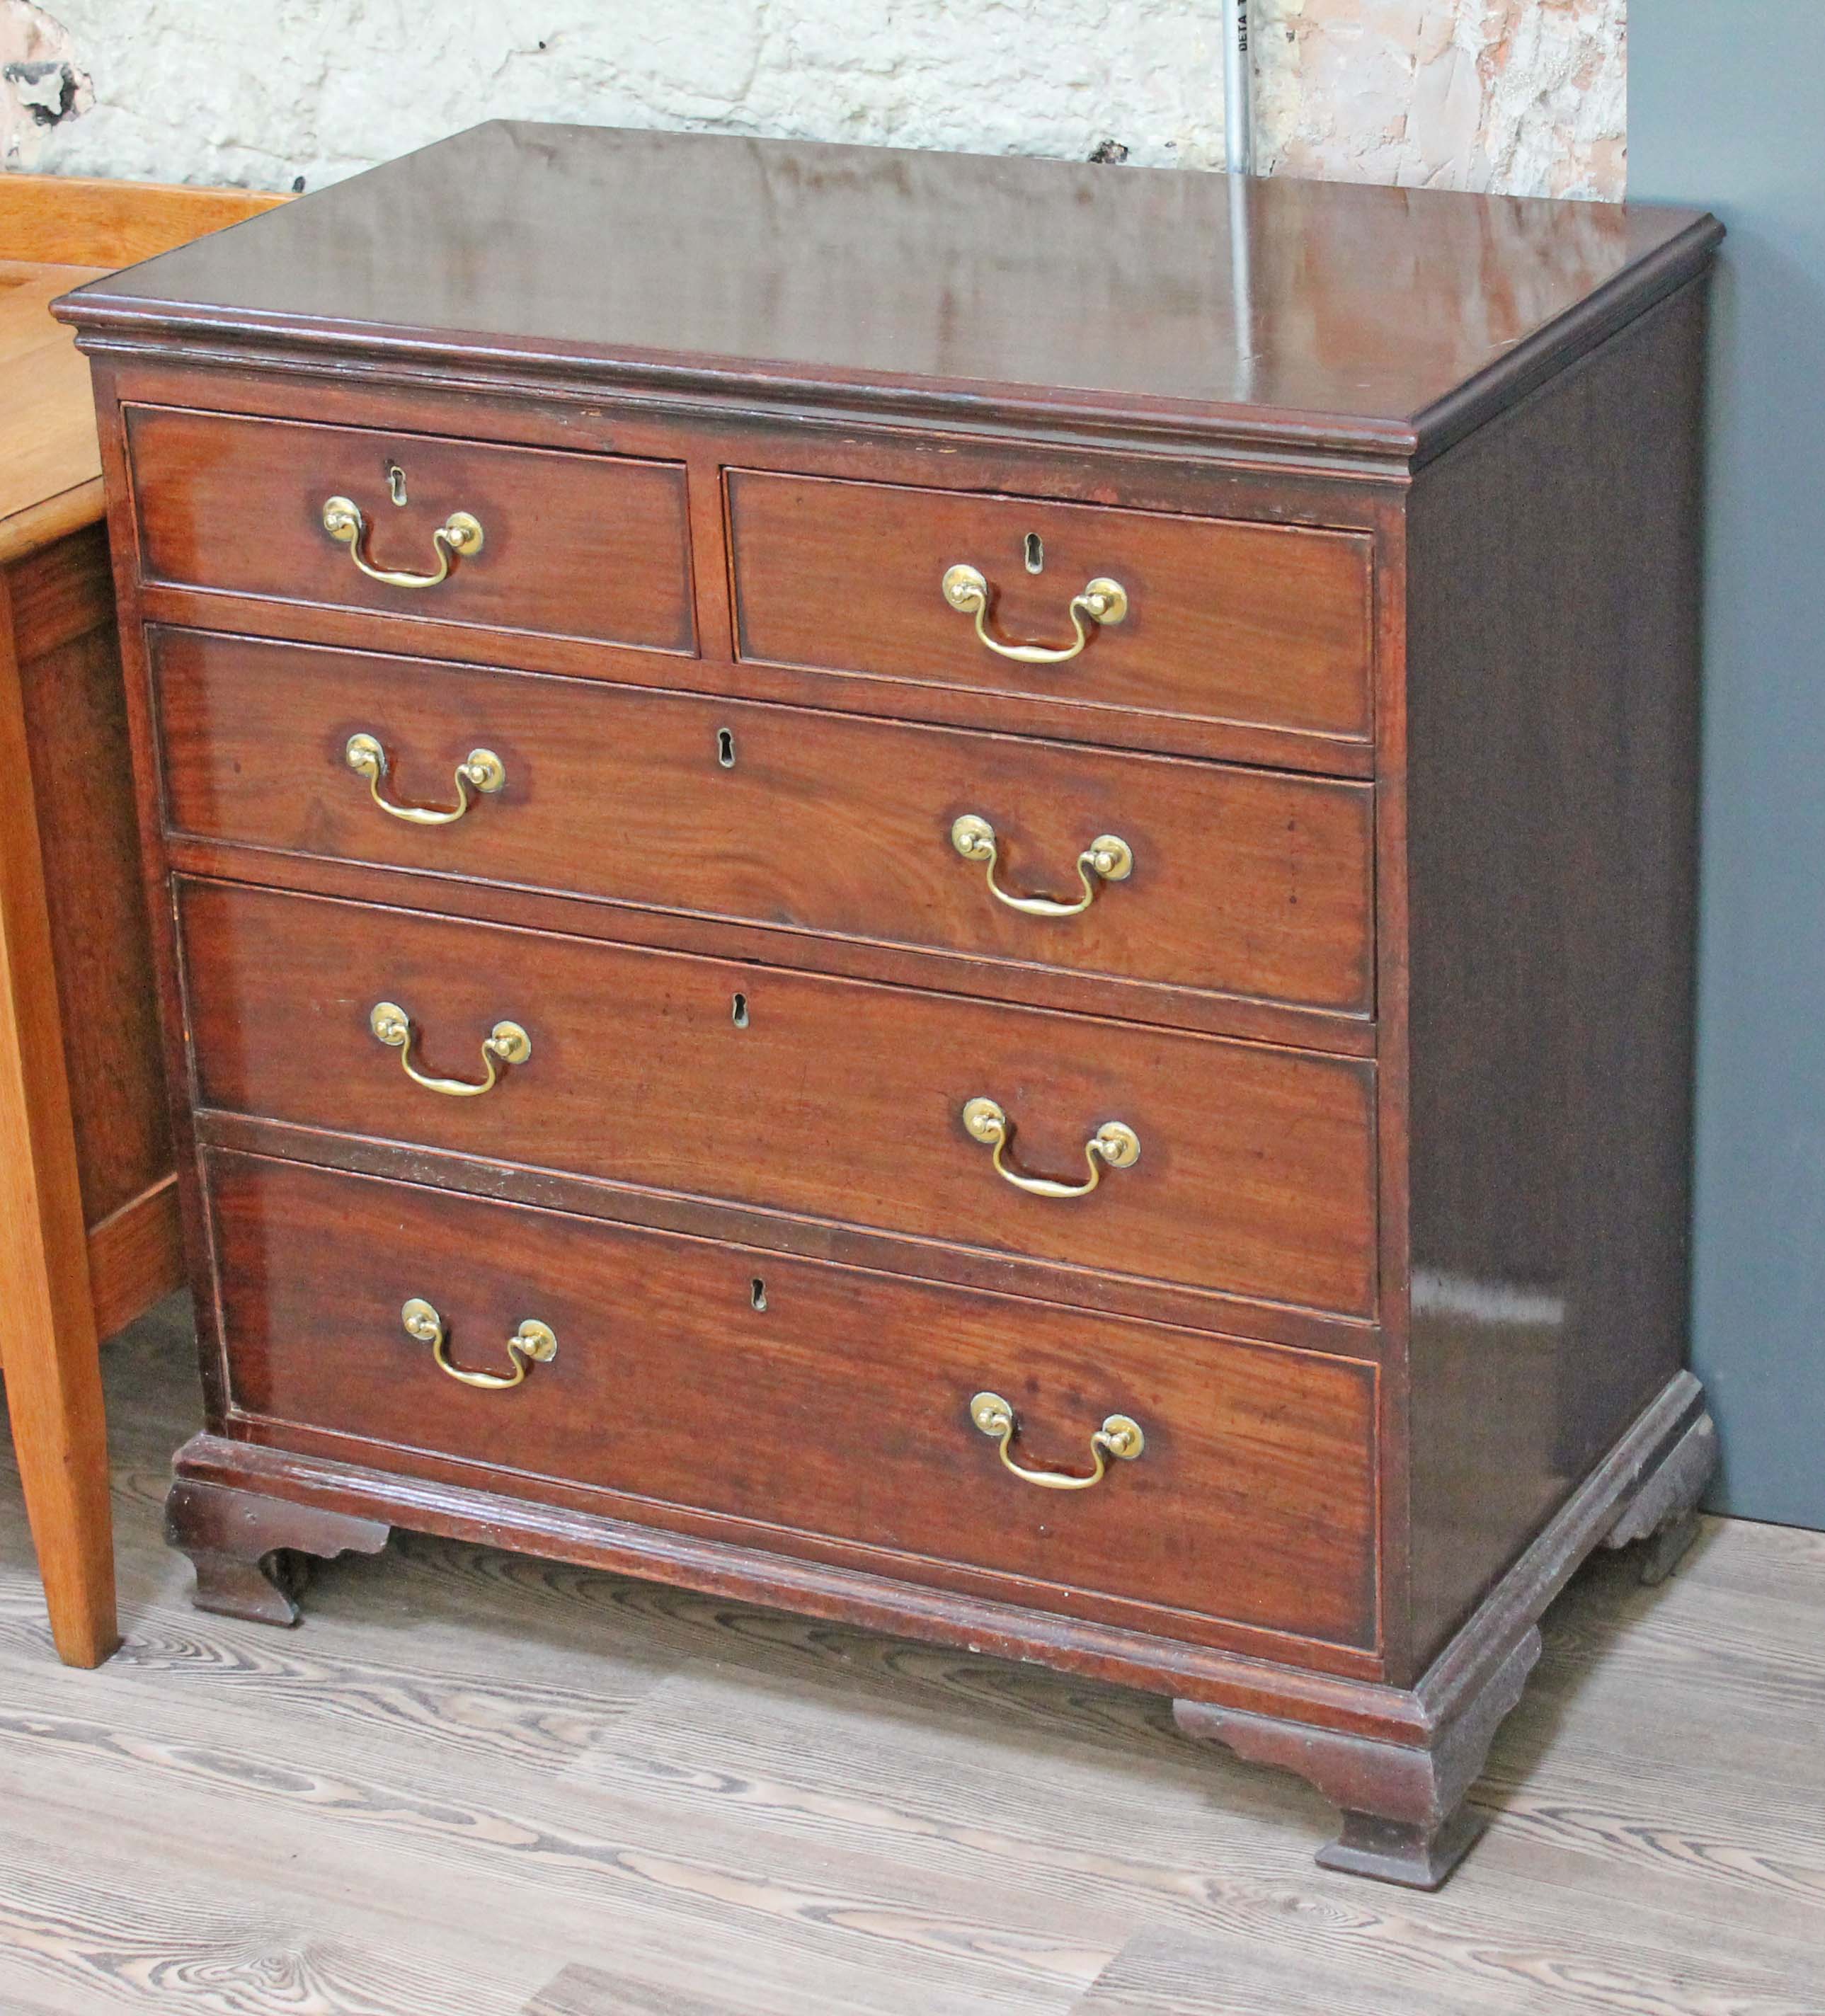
[1630,3,1825,1525]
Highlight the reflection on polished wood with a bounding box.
[64,124,1713,457]
[60,126,1720,1882]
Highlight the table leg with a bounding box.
[0,577,118,1668]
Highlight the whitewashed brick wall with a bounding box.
[2,0,1625,199]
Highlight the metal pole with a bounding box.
[1223,0,1254,176]
[1223,0,1257,377]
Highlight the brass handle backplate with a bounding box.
[962,1096,1139,1199]
[322,495,484,589]
[941,563,1127,665]
[370,1001,530,1097]
[345,733,505,825]
[969,1390,1144,1490]
[951,814,1133,917]
[401,1298,556,1390]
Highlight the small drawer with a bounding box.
[153,629,1376,1026]
[728,470,1373,751]
[178,881,1378,1320]
[209,1152,1380,1651]
[124,404,695,655]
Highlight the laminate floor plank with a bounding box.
[0,1523,1109,2012]
[0,1301,1819,2015]
[1067,1919,1818,2016]
[0,1811,542,2016]
[527,1968,761,2016]
[1530,1550,1825,1713]
[563,1659,1825,2001]
[0,1661,1107,2012]
[1477,1725,1825,1920]
[1,1765,1043,2016]
[0,1569,678,1772]
[1669,1519,1825,1598]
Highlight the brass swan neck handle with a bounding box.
[951,814,1133,917]
[345,733,505,825]
[369,1002,530,1097]
[322,494,484,590]
[968,1391,1145,1489]
[941,563,1127,665]
[961,1096,1140,1199]
[401,1298,557,1390]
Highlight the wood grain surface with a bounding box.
[0,556,113,1666]
[101,357,1390,779]
[0,1302,1816,2015]
[55,124,1720,463]
[0,175,285,269]
[205,1151,1380,1653]
[0,173,287,1675]
[11,526,171,1231]
[150,627,1377,1031]
[1402,282,1708,1667]
[726,469,1373,744]
[125,405,697,657]
[0,262,109,551]
[1,177,282,557]
[175,879,1380,1320]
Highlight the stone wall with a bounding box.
[1259,1,1626,197]
[1,0,1624,199]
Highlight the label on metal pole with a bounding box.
[1224,0,1255,176]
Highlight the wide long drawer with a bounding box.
[177,881,1379,1319]
[208,1151,1380,1651]
[124,405,696,655]
[152,628,1375,1026]
[727,469,1375,751]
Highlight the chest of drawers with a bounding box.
[59,124,1722,1889]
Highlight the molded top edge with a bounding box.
[55,122,1722,462]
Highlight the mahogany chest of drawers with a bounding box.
[59,124,1722,1888]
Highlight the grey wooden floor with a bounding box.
[1,1299,1820,2015]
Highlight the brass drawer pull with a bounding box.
[951,814,1133,917]
[969,1390,1145,1490]
[401,1297,556,1390]
[345,733,505,825]
[369,1001,530,1097]
[322,494,484,589]
[961,1096,1140,1198]
[941,562,1128,665]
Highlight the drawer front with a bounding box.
[210,1152,1380,1650]
[125,405,695,654]
[179,882,1378,1317]
[154,629,1375,1023]
[728,470,1373,746]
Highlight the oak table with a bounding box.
[0,173,282,1666]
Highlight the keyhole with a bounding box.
[716,727,736,769]
[732,992,749,1028]
[387,462,408,507]
[750,1276,768,1312]
[1024,532,1044,574]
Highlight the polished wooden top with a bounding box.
[3,178,287,564]
[58,123,1720,459]
[0,259,111,563]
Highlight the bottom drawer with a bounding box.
[207,1152,1380,1654]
